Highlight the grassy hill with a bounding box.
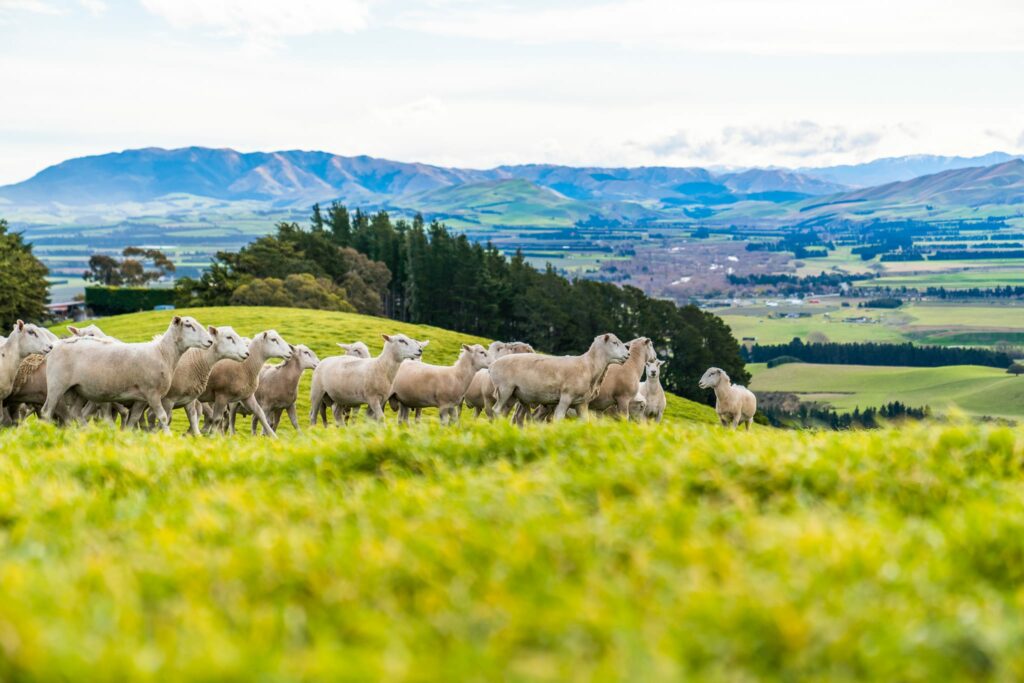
[49,306,716,426]
[749,362,1024,420]
[3,418,1024,679]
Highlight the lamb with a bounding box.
[698,366,756,430]
[589,337,657,419]
[41,316,213,432]
[388,344,491,425]
[309,334,426,424]
[126,326,250,435]
[634,359,666,422]
[490,333,631,421]
[197,330,292,436]
[229,344,320,435]
[309,341,373,425]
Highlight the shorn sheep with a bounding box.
[230,344,320,435]
[388,343,491,425]
[588,337,657,419]
[463,341,534,419]
[129,325,250,435]
[309,341,372,426]
[698,366,756,429]
[41,316,213,432]
[490,333,630,421]
[197,330,292,436]
[634,359,666,422]
[309,334,426,424]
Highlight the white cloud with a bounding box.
[141,0,371,46]
[0,0,62,16]
[78,0,106,15]
[398,0,1024,54]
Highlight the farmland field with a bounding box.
[4,418,1024,679]
[748,362,1024,419]
[720,301,1024,347]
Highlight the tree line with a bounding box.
[744,338,1014,369]
[0,218,49,329]
[761,400,930,430]
[176,204,749,403]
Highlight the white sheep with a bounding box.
[127,325,250,435]
[41,316,213,432]
[698,367,756,430]
[388,343,491,425]
[1,320,55,407]
[230,344,320,435]
[463,341,535,419]
[310,342,373,426]
[635,359,666,422]
[490,333,631,422]
[589,337,657,418]
[309,334,426,424]
[197,330,292,436]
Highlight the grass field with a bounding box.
[721,301,1024,347]
[749,362,1024,419]
[4,419,1024,679]
[48,306,717,428]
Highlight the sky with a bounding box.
[1,0,1023,184]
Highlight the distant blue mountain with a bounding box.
[798,152,1020,188]
[0,146,847,209]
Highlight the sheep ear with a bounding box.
[337,343,348,349]
[16,320,25,331]
[462,344,470,351]
[289,344,296,352]
[603,333,610,342]
[172,316,182,325]
[68,325,80,335]
[207,326,218,336]
[421,340,430,347]
[382,334,392,342]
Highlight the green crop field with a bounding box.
[749,362,1024,419]
[721,301,1024,347]
[48,306,716,428]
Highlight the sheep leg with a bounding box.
[577,402,591,422]
[251,413,259,436]
[492,385,515,416]
[146,394,171,433]
[244,395,277,437]
[552,394,574,421]
[309,387,325,427]
[414,408,422,424]
[397,403,409,425]
[185,401,202,436]
[286,404,300,432]
[333,404,346,426]
[367,398,385,422]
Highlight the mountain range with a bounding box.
[1,147,1022,226]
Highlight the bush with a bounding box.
[862,297,903,309]
[84,286,175,315]
[230,274,355,312]
[766,355,803,368]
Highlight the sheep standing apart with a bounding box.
[309,334,426,424]
[490,333,630,422]
[310,342,372,426]
[126,326,250,435]
[463,341,535,419]
[197,330,292,436]
[699,367,756,430]
[589,337,657,419]
[389,344,491,425]
[229,344,320,435]
[41,316,213,432]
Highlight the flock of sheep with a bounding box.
[0,316,757,435]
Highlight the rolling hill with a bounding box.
[748,362,1024,420]
[798,151,1020,188]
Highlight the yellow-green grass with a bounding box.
[48,306,715,427]
[858,268,1024,290]
[3,419,1024,679]
[749,362,1024,420]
